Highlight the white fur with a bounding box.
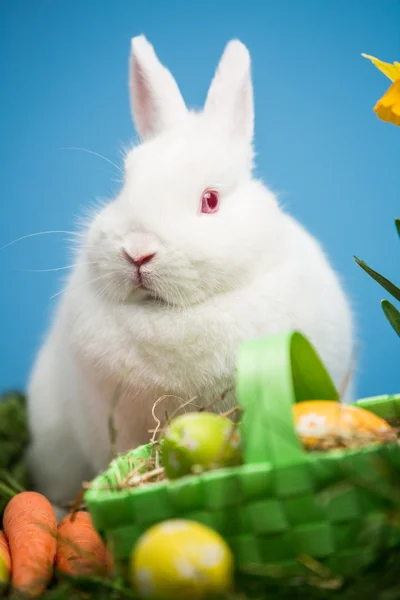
[27,36,354,508]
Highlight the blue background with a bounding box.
[0,0,399,398]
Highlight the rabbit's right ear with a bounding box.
[129,35,188,140]
[204,40,254,146]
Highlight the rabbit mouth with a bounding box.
[136,276,158,297]
[134,282,171,307]
[142,290,171,307]
[135,272,166,302]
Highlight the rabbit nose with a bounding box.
[133,253,156,267]
[123,249,156,267]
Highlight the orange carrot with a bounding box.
[0,531,11,581]
[3,491,57,596]
[55,511,113,578]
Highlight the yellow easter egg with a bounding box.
[293,400,393,449]
[0,555,9,585]
[130,519,234,600]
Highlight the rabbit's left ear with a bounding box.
[204,40,254,145]
[129,35,188,140]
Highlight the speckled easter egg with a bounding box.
[130,519,234,600]
[293,400,393,449]
[161,412,242,479]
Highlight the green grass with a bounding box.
[2,547,400,600]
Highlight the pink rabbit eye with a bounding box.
[200,189,219,214]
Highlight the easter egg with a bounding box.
[161,412,242,479]
[0,555,8,585]
[293,400,393,449]
[131,519,234,600]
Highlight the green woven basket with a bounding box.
[85,330,400,578]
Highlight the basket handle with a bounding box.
[236,330,339,468]
[356,394,400,420]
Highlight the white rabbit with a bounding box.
[27,35,354,512]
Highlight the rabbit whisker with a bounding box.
[62,147,124,175]
[0,230,80,253]
[17,261,101,273]
[50,272,114,301]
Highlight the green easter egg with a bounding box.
[161,412,242,479]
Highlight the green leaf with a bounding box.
[382,299,400,337]
[396,218,400,238]
[354,256,400,302]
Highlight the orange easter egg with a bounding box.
[293,401,393,450]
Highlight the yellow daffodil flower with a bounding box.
[362,53,400,126]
